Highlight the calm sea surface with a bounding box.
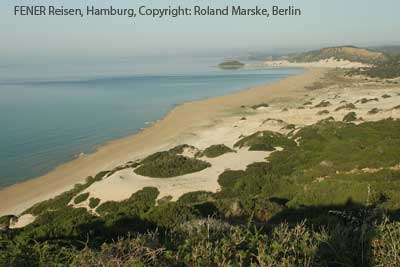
[0,57,303,188]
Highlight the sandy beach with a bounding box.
[0,68,325,216]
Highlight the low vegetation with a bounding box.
[2,119,400,266]
[234,130,296,151]
[134,147,211,178]
[355,97,379,104]
[348,56,400,78]
[23,174,106,216]
[314,100,331,108]
[368,108,382,115]
[251,103,269,109]
[74,192,89,204]
[343,111,357,122]
[335,103,356,111]
[88,198,100,209]
[197,144,234,158]
[317,109,329,115]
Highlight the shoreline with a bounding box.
[0,67,325,216]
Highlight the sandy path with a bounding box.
[0,68,325,216]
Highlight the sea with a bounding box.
[0,56,303,188]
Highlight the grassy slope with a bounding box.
[289,46,388,64]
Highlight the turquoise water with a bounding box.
[0,57,303,188]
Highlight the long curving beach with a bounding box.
[0,68,326,216]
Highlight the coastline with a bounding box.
[0,67,326,216]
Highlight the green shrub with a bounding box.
[251,103,269,109]
[0,215,16,230]
[169,144,196,154]
[178,191,215,205]
[97,187,159,217]
[74,193,89,204]
[146,202,199,228]
[335,103,356,111]
[368,108,381,114]
[234,130,296,150]
[314,100,331,108]
[355,97,379,104]
[198,144,234,158]
[157,195,173,205]
[343,111,357,122]
[88,198,100,209]
[317,109,330,115]
[218,170,246,190]
[72,234,168,267]
[135,153,210,178]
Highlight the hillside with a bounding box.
[372,45,400,57]
[289,46,388,64]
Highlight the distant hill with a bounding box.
[371,45,400,57]
[288,46,389,64]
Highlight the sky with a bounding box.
[1,0,400,63]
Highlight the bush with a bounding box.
[168,144,196,154]
[355,97,379,104]
[368,108,381,114]
[251,103,269,109]
[74,193,89,204]
[178,191,215,205]
[0,215,16,230]
[72,234,168,267]
[198,144,234,158]
[97,187,159,217]
[314,100,331,108]
[335,103,356,111]
[343,111,357,122]
[317,109,330,115]
[135,153,210,178]
[146,202,199,228]
[88,198,100,209]
[218,170,246,190]
[234,130,296,150]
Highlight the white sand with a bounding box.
[75,149,269,209]
[9,214,36,229]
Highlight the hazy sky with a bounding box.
[1,0,399,63]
